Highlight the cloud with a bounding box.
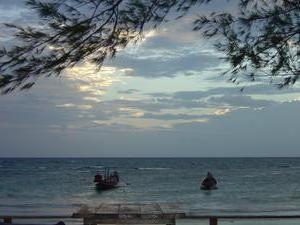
[56,103,76,108]
[64,63,133,100]
[111,45,223,78]
[141,112,207,120]
[89,88,277,130]
[83,96,102,103]
[167,101,300,157]
[208,95,275,108]
[0,0,25,8]
[1,0,300,156]
[56,103,93,110]
[171,85,300,101]
[118,89,140,94]
[4,101,299,157]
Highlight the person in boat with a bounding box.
[112,171,119,182]
[94,170,119,190]
[201,171,217,190]
[94,173,102,183]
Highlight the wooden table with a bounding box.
[73,203,185,225]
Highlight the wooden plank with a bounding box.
[209,217,218,225]
[4,214,300,220]
[88,213,177,220]
[160,203,184,215]
[97,203,120,214]
[119,204,141,215]
[3,217,12,224]
[83,217,174,224]
[140,203,162,215]
[94,203,104,214]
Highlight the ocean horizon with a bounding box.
[2,156,300,159]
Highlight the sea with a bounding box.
[1,157,300,225]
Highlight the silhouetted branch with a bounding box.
[194,0,299,87]
[0,0,210,94]
[0,0,299,94]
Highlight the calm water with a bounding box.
[1,158,300,218]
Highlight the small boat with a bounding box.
[200,172,218,190]
[94,168,119,190]
[200,183,218,190]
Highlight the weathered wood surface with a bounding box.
[74,203,184,225]
[74,203,185,216]
[2,212,300,225]
[159,203,184,214]
[83,217,175,225]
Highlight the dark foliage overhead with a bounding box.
[0,0,299,94]
[194,0,300,88]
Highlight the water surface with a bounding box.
[1,158,300,218]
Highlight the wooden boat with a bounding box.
[200,183,218,190]
[200,172,218,190]
[94,168,119,190]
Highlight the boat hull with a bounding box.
[96,182,118,190]
[200,184,218,190]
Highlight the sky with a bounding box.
[0,0,300,157]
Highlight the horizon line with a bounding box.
[1,156,300,159]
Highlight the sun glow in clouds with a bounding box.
[56,103,93,110]
[47,20,294,131]
[214,108,231,116]
[65,62,133,98]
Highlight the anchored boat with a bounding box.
[200,171,218,190]
[94,168,119,190]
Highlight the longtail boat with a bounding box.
[94,168,119,190]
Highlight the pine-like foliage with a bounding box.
[0,0,210,94]
[0,0,299,93]
[194,0,300,87]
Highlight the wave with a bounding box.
[77,170,90,173]
[243,174,257,178]
[278,164,291,168]
[271,171,282,175]
[77,165,105,170]
[37,166,47,170]
[135,167,171,170]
